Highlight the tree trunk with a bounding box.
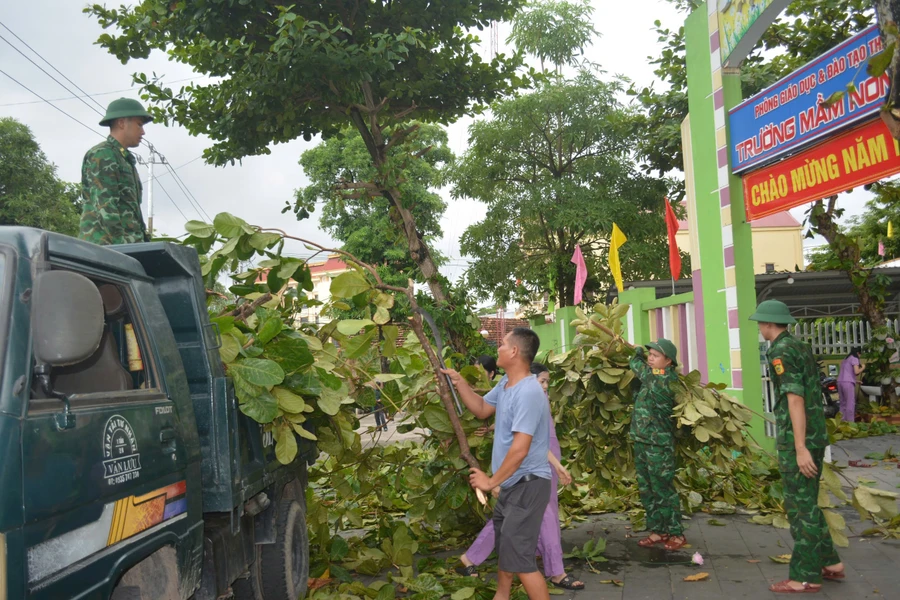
[347,101,467,351]
[873,0,900,139]
[810,198,887,329]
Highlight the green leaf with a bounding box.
[373,306,391,325]
[342,327,378,360]
[868,43,896,78]
[336,319,375,335]
[330,536,350,562]
[293,423,317,440]
[317,388,343,416]
[330,271,371,298]
[284,372,321,397]
[772,515,790,529]
[248,231,282,250]
[228,358,285,387]
[423,405,454,434]
[185,220,215,238]
[266,338,314,375]
[451,588,475,600]
[214,212,253,238]
[238,387,279,423]
[275,421,298,463]
[219,332,241,363]
[256,316,283,344]
[274,387,307,412]
[375,584,396,600]
[694,425,710,443]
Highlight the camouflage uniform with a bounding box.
[630,347,683,536]
[79,136,149,245]
[767,330,839,584]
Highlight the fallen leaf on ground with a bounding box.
[708,519,727,526]
[684,572,710,582]
[769,554,792,564]
[308,568,332,591]
[747,559,761,563]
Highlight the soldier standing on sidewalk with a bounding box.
[751,299,845,594]
[79,98,152,245]
[629,338,687,551]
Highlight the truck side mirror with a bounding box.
[32,271,104,366]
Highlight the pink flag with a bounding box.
[879,240,886,256]
[571,245,588,305]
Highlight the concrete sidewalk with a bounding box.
[461,435,900,599]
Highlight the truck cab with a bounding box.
[0,228,314,600]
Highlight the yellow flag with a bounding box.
[889,221,894,239]
[609,223,627,292]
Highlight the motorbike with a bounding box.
[820,370,839,418]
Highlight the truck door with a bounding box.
[22,272,189,597]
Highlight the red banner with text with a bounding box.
[743,117,900,221]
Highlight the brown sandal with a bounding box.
[637,533,668,547]
[821,567,845,581]
[769,580,821,593]
[663,535,687,551]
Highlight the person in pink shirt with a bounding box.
[837,348,864,422]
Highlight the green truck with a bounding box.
[0,228,315,600]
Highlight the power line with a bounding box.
[163,159,213,222]
[153,178,190,223]
[0,21,106,114]
[0,77,201,108]
[0,68,103,138]
[0,22,209,227]
[140,155,202,184]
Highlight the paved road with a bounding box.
[451,435,900,599]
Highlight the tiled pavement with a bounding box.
[456,435,900,599]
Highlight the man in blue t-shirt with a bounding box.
[442,327,551,600]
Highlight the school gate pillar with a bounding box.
[682,1,787,449]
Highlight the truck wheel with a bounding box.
[258,498,309,600]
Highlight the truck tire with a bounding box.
[255,498,308,600]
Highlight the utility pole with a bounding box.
[136,142,167,237]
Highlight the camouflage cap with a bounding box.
[646,338,678,365]
[99,98,152,127]
[749,299,797,324]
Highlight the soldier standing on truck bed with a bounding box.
[79,98,152,245]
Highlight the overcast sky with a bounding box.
[0,1,875,282]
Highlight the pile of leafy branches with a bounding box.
[547,304,780,522]
[544,304,900,548]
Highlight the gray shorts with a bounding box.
[493,476,551,573]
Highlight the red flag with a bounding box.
[571,245,587,305]
[664,198,682,280]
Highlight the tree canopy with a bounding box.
[292,123,450,290]
[449,71,683,307]
[88,0,530,312]
[0,117,81,235]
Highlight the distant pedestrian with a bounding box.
[751,299,843,594]
[837,347,864,422]
[80,98,152,245]
[442,328,552,600]
[373,381,387,432]
[629,338,686,551]
[457,363,584,590]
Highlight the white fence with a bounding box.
[789,318,900,356]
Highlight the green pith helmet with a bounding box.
[646,338,677,365]
[749,299,797,324]
[99,98,152,127]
